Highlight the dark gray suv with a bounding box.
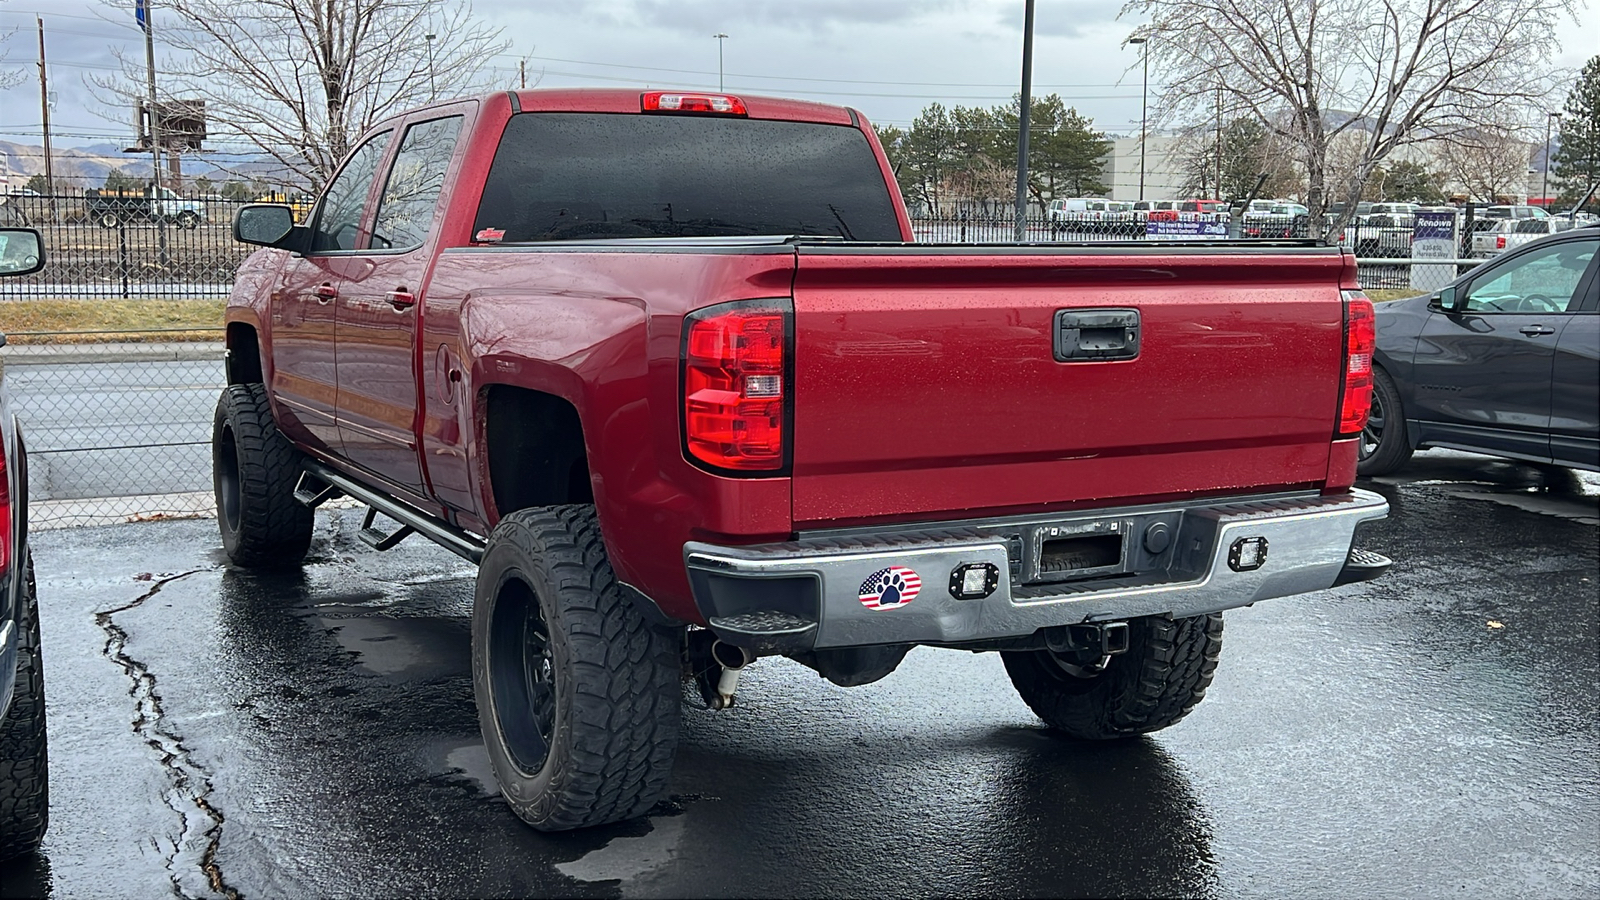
[1360,226,1599,476]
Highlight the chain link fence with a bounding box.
[2,332,225,528]
[905,210,1510,290]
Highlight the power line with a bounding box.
[0,9,138,28]
[523,68,1139,101]
[498,52,1139,90]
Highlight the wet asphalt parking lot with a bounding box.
[3,450,1597,899]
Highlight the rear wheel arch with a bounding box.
[482,385,594,521]
[1358,364,1416,476]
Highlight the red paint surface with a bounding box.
[228,88,1356,623]
[789,249,1348,525]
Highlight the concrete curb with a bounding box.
[1,341,225,365]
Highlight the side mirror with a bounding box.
[234,204,302,249]
[0,227,45,277]
[1437,285,1461,312]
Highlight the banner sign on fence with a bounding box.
[1411,211,1457,291]
[1146,221,1228,239]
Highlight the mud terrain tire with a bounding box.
[0,555,47,860]
[473,505,680,831]
[1002,613,1224,739]
[213,383,313,567]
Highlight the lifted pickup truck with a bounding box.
[220,89,1391,831]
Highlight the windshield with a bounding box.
[473,112,903,242]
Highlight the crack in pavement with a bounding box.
[95,568,242,900]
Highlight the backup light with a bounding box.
[948,562,1000,600]
[1228,536,1269,572]
[642,92,748,116]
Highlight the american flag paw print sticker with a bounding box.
[858,566,921,610]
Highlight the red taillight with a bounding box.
[642,91,748,116]
[1339,291,1376,436]
[1496,235,1506,249]
[683,302,788,472]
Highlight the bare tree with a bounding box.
[95,0,507,191]
[1121,0,1574,235]
[1435,127,1535,201]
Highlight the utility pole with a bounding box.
[1013,0,1036,242]
[1543,112,1561,210]
[142,0,163,192]
[36,17,54,202]
[1214,83,1222,200]
[519,59,526,90]
[139,0,169,265]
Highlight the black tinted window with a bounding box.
[473,113,902,242]
[372,116,462,250]
[313,132,392,251]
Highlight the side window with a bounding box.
[1464,239,1598,314]
[311,132,393,252]
[371,116,463,251]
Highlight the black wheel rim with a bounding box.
[488,575,555,775]
[1360,388,1386,461]
[216,422,242,532]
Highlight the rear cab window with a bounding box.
[372,116,464,251]
[472,113,903,242]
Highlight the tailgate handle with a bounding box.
[1055,309,1140,362]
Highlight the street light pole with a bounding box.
[1014,0,1036,243]
[1128,36,1148,202]
[1543,112,1561,211]
[425,32,437,99]
[714,33,728,91]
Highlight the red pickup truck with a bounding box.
[220,89,1390,831]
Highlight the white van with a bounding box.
[1048,197,1116,223]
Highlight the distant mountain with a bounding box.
[0,139,302,191]
[0,140,149,189]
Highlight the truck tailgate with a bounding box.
[790,245,1349,526]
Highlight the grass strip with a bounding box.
[1366,288,1427,303]
[0,299,224,343]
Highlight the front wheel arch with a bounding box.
[1357,365,1415,477]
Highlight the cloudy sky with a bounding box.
[2,0,1597,157]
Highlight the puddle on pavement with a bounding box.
[555,815,687,884]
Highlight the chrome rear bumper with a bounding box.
[684,489,1390,651]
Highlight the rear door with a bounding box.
[1549,255,1600,469]
[1411,234,1599,462]
[789,246,1349,526]
[335,111,467,498]
[268,130,393,455]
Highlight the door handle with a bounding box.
[387,289,416,310]
[1518,324,1556,336]
[313,284,338,301]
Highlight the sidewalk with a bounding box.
[1,340,225,365]
[30,490,362,530]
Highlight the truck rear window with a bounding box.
[472,113,903,243]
